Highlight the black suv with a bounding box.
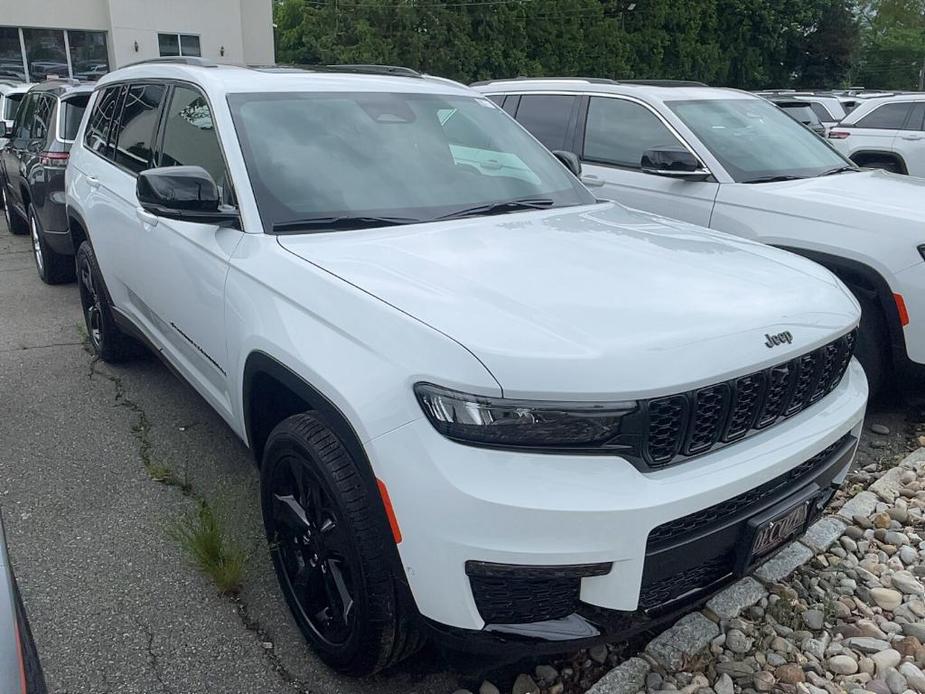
[1,81,93,283]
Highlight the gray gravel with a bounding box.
[0,222,456,692]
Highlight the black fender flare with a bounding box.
[774,246,906,365]
[849,150,908,174]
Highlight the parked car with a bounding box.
[827,94,925,176]
[755,91,847,131]
[474,78,925,394]
[766,97,827,136]
[0,81,92,284]
[0,82,32,147]
[0,511,48,693]
[67,59,866,674]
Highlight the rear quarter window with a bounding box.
[60,95,89,142]
[852,102,912,130]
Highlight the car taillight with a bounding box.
[39,151,69,167]
[827,130,850,139]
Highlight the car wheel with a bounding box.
[30,206,75,285]
[261,413,424,675]
[854,292,888,397]
[1,185,27,235]
[76,241,136,362]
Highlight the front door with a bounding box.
[578,96,718,227]
[896,102,925,178]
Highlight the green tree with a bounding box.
[856,0,925,89]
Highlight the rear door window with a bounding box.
[13,92,35,140]
[31,95,53,141]
[853,102,912,130]
[113,84,166,174]
[903,102,925,132]
[84,85,123,158]
[514,95,577,151]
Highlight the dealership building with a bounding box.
[0,0,274,82]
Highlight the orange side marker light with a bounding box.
[376,478,402,544]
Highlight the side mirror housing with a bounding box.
[136,166,239,226]
[641,146,711,181]
[552,150,582,178]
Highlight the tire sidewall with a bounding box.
[260,423,379,671]
[29,206,48,282]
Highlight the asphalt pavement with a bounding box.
[0,220,457,693]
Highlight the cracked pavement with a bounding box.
[0,221,458,692]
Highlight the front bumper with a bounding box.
[367,360,867,645]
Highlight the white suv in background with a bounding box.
[66,59,866,674]
[828,95,925,176]
[475,79,925,393]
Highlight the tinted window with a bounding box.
[13,93,36,140]
[854,102,912,130]
[60,95,89,142]
[903,103,925,132]
[0,27,25,81]
[180,35,201,57]
[68,31,109,81]
[3,92,23,120]
[159,86,227,188]
[31,95,53,141]
[584,97,682,169]
[809,103,832,121]
[486,94,504,107]
[85,86,122,157]
[158,33,180,57]
[22,28,68,81]
[515,95,576,151]
[114,85,166,174]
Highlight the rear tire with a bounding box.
[76,241,136,362]
[853,292,888,396]
[260,412,424,675]
[1,184,27,235]
[30,205,75,285]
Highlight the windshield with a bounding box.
[2,92,23,120]
[667,98,849,183]
[228,91,595,232]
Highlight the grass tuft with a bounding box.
[167,501,248,594]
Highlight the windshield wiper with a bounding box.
[818,165,859,177]
[434,197,557,221]
[272,215,419,234]
[741,175,806,184]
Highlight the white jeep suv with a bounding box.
[66,60,866,674]
[828,94,925,177]
[475,78,925,393]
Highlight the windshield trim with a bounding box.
[664,96,853,184]
[227,90,596,235]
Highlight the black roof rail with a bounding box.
[619,79,708,87]
[324,64,422,77]
[125,56,219,68]
[470,76,620,86]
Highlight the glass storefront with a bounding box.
[0,27,108,82]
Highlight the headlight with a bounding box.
[414,383,637,449]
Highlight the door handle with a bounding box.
[136,207,159,227]
[86,176,100,190]
[900,135,924,141]
[581,174,605,188]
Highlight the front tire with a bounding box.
[76,241,136,362]
[854,292,888,396]
[30,205,75,284]
[260,413,423,675]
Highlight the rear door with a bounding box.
[896,101,925,178]
[576,95,718,226]
[1,91,38,214]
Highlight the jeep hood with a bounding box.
[277,203,860,399]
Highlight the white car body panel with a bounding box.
[66,64,867,634]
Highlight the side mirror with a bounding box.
[641,146,710,181]
[552,150,582,178]
[136,166,239,226]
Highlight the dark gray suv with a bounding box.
[0,81,92,284]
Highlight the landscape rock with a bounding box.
[646,613,719,670]
[870,587,903,611]
[706,578,767,620]
[585,657,649,694]
[829,655,860,675]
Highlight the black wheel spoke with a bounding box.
[327,559,354,624]
[273,493,312,535]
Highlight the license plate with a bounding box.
[750,502,809,558]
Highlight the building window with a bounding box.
[158,33,201,58]
[0,26,108,82]
[22,28,69,81]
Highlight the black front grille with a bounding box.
[639,331,855,468]
[647,434,850,549]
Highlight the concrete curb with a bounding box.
[587,446,925,694]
